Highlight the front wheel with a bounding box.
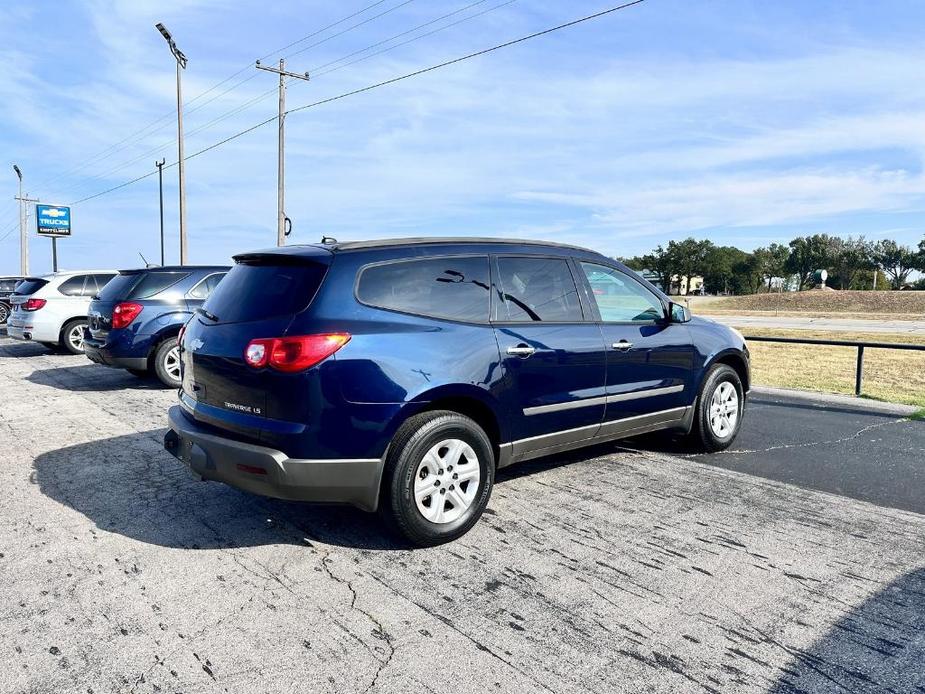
[381,411,494,547]
[687,364,744,453]
[153,337,181,387]
[61,319,89,355]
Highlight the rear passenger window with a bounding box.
[86,274,116,297]
[357,256,490,323]
[57,276,87,296]
[496,257,583,322]
[129,272,189,299]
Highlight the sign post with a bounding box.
[36,204,71,272]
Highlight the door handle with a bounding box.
[612,341,633,351]
[506,345,536,358]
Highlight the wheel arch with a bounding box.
[386,386,507,468]
[704,348,750,393]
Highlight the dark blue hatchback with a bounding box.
[164,238,749,545]
[84,265,228,386]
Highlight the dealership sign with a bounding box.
[36,204,71,237]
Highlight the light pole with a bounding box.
[155,22,188,265]
[155,159,165,266]
[12,165,27,276]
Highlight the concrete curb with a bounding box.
[751,385,919,416]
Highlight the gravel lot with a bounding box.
[1,336,924,693]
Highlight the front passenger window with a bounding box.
[580,262,664,323]
[496,257,583,322]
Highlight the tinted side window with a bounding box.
[84,274,116,297]
[129,272,190,299]
[187,273,226,300]
[357,256,490,323]
[58,276,87,297]
[580,262,664,323]
[496,257,583,322]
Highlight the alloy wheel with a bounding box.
[709,381,739,438]
[68,323,86,353]
[164,346,181,383]
[413,439,481,524]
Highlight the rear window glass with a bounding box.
[96,274,139,301]
[129,272,189,299]
[13,278,48,295]
[202,263,327,323]
[357,256,491,323]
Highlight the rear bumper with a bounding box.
[163,406,385,512]
[83,336,148,370]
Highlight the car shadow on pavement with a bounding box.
[33,430,407,551]
[27,364,168,391]
[0,342,55,358]
[768,567,925,693]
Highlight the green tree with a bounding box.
[733,253,765,294]
[702,246,749,294]
[759,243,790,291]
[872,240,916,289]
[785,235,833,289]
[669,238,713,294]
[828,236,874,290]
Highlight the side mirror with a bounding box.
[669,301,691,323]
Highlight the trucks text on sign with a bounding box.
[36,205,71,237]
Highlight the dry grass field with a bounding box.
[743,328,925,407]
[690,290,925,319]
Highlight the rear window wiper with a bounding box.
[196,307,219,322]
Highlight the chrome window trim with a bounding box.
[522,384,684,416]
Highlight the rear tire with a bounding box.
[0,302,9,325]
[60,319,88,355]
[381,411,494,547]
[153,337,181,388]
[687,364,744,453]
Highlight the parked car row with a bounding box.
[2,238,751,545]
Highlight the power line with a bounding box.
[312,0,517,79]
[56,0,507,200]
[36,1,407,193]
[70,0,646,207]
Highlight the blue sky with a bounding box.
[2,0,924,275]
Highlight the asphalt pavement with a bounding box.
[1,336,925,693]
[705,314,925,334]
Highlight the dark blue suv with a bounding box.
[164,239,749,545]
[84,266,228,386]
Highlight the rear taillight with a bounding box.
[244,333,351,372]
[22,298,47,311]
[112,302,143,329]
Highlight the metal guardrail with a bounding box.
[744,335,925,396]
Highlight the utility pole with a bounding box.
[156,159,165,266]
[256,58,309,246]
[155,23,188,264]
[12,165,27,276]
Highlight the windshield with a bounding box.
[201,261,328,324]
[13,278,48,296]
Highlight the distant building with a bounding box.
[633,269,703,295]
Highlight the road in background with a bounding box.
[1,337,924,693]
[703,314,925,333]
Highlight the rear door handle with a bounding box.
[506,345,536,358]
[612,341,633,351]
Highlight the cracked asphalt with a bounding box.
[2,336,925,693]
